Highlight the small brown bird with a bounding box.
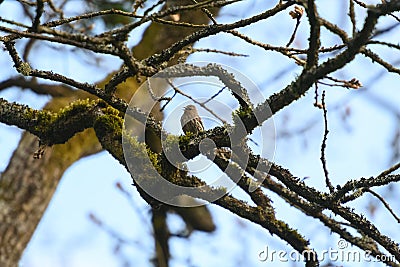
[180,105,204,134]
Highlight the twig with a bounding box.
[313,82,319,107]
[191,0,218,24]
[286,6,303,47]
[320,90,334,192]
[202,86,226,105]
[376,162,400,179]
[349,0,356,36]
[366,188,400,223]
[166,79,228,124]
[193,48,248,57]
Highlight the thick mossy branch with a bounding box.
[93,110,125,163]
[178,126,231,160]
[93,109,169,197]
[0,98,103,145]
[44,99,104,144]
[0,97,53,135]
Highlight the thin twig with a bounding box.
[193,48,248,57]
[286,14,301,47]
[366,188,400,223]
[320,90,334,192]
[166,79,228,125]
[202,86,226,105]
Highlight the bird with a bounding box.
[180,105,204,135]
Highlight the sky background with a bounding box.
[1,0,400,266]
